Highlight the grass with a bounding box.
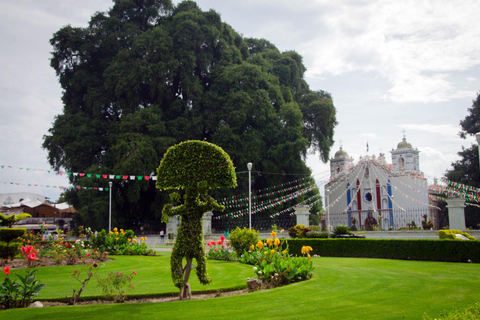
[2,255,480,319]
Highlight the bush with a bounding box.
[90,228,154,255]
[206,236,236,261]
[305,231,329,238]
[332,225,351,238]
[438,229,476,240]
[228,227,259,257]
[240,236,313,286]
[0,241,21,260]
[288,225,311,238]
[0,228,26,243]
[286,238,480,263]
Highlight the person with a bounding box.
[160,230,165,242]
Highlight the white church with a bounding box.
[325,135,431,230]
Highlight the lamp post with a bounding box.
[326,188,330,232]
[108,181,113,233]
[247,162,252,230]
[476,133,480,174]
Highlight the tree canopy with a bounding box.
[445,92,480,228]
[43,0,337,230]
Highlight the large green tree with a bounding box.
[43,0,336,230]
[445,92,480,228]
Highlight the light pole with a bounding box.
[326,188,330,232]
[108,181,113,232]
[247,162,252,230]
[476,133,480,174]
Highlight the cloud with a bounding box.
[298,1,480,103]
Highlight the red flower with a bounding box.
[217,240,222,245]
[3,266,10,275]
[27,253,38,261]
[132,270,137,275]
[220,235,226,241]
[93,263,98,268]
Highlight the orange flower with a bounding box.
[274,238,280,247]
[256,240,264,249]
[271,231,277,238]
[266,238,273,246]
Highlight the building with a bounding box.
[0,192,76,231]
[325,136,430,230]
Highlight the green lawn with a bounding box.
[2,255,480,319]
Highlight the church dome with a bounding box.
[397,137,412,149]
[334,146,349,159]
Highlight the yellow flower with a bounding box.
[115,232,119,236]
[271,231,277,238]
[133,239,137,243]
[109,231,113,235]
[301,246,313,255]
[274,238,280,247]
[128,238,131,242]
[264,251,268,255]
[114,227,118,232]
[120,229,124,233]
[256,240,264,249]
[282,250,288,255]
[266,238,273,246]
[116,237,119,240]
[250,244,255,251]
[270,249,275,255]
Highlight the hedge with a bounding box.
[0,227,26,243]
[286,239,480,263]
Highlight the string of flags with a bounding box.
[214,185,318,220]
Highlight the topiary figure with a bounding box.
[156,140,237,300]
[0,212,31,228]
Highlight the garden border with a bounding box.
[286,239,480,263]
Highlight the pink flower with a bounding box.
[86,254,91,257]
[3,266,10,275]
[132,271,137,275]
[27,253,38,261]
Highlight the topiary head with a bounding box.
[156,140,237,192]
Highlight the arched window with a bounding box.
[399,157,405,170]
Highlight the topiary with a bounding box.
[0,228,27,244]
[0,212,31,228]
[228,227,259,256]
[156,140,237,300]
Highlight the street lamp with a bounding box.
[108,181,113,232]
[476,133,480,174]
[247,162,252,230]
[326,188,330,232]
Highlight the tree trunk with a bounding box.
[180,256,193,300]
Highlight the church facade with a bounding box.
[325,136,430,231]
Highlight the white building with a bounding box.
[325,136,430,230]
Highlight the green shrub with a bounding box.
[288,225,311,238]
[332,225,351,238]
[305,231,329,238]
[0,228,26,243]
[286,238,480,263]
[438,229,476,240]
[228,227,259,257]
[309,225,323,232]
[424,302,480,319]
[0,241,21,260]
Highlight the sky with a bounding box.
[0,0,479,202]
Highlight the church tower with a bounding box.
[330,146,353,181]
[390,135,420,175]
